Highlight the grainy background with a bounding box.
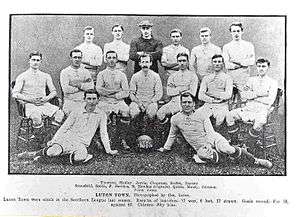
[10,15,285,97]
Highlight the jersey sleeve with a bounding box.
[163,116,179,150]
[60,70,80,94]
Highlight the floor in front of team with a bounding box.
[8,99,286,175]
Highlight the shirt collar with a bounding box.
[106,67,117,73]
[140,35,153,40]
[29,68,40,74]
[171,44,182,49]
[181,110,195,117]
[80,104,101,114]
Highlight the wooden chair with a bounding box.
[11,81,62,145]
[237,88,284,158]
[260,88,284,158]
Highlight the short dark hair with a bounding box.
[84,89,100,99]
[177,52,189,61]
[106,50,118,59]
[180,92,196,103]
[229,22,243,32]
[111,24,124,32]
[29,51,42,60]
[69,49,82,57]
[139,53,153,63]
[212,54,224,62]
[256,58,271,66]
[170,28,182,37]
[84,26,94,32]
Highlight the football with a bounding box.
[137,135,153,149]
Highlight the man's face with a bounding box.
[71,51,82,68]
[170,32,182,45]
[181,96,195,113]
[177,55,188,70]
[106,52,118,68]
[200,31,211,44]
[29,55,42,70]
[139,56,152,71]
[85,93,99,107]
[112,26,123,40]
[230,25,243,41]
[84,29,95,43]
[140,26,152,38]
[212,57,224,72]
[256,62,269,77]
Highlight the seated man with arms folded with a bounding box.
[12,51,64,143]
[96,50,130,149]
[157,52,198,139]
[60,49,94,116]
[226,58,278,145]
[198,54,233,131]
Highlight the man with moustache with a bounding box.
[60,49,94,115]
[75,26,103,83]
[129,20,163,73]
[96,50,130,149]
[190,27,222,82]
[198,54,233,130]
[12,51,65,143]
[129,54,163,120]
[158,92,272,169]
[17,89,118,165]
[103,24,130,74]
[226,58,278,143]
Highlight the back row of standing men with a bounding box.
[72,20,255,86]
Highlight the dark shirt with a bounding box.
[129,36,163,73]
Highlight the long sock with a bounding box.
[35,147,50,156]
[240,147,256,164]
[119,116,130,145]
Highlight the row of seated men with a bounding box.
[13,46,277,168]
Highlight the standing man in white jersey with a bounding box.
[104,24,130,74]
[17,89,118,165]
[190,27,222,82]
[158,92,272,169]
[226,58,278,144]
[75,26,103,83]
[60,49,94,115]
[222,22,255,91]
[12,51,64,143]
[161,28,190,77]
[198,54,233,131]
[96,50,130,149]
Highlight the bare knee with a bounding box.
[30,111,43,126]
[54,109,64,123]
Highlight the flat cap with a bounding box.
[138,20,153,27]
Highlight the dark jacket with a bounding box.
[129,36,163,73]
